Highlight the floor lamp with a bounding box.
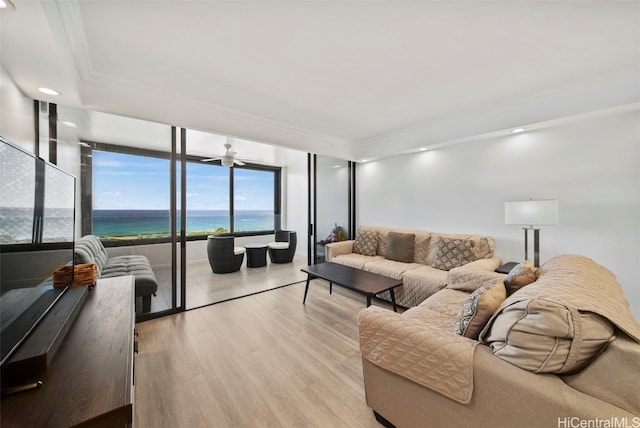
[505,200,559,267]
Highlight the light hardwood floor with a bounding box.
[135,279,394,427]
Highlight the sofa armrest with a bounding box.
[325,240,354,262]
[362,342,637,428]
[446,256,505,292]
[462,256,503,272]
[359,306,477,404]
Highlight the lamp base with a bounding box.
[523,227,540,267]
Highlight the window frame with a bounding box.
[81,141,282,247]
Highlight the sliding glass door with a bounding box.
[310,155,355,264]
[57,106,182,320]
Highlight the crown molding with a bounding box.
[44,0,355,160]
[352,63,640,161]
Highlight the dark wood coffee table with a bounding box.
[301,262,402,312]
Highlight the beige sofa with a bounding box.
[326,225,501,307]
[358,254,640,427]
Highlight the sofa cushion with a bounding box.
[364,259,422,280]
[331,254,384,269]
[481,299,614,373]
[353,229,379,256]
[401,266,448,302]
[74,235,108,275]
[385,231,415,263]
[418,288,470,321]
[480,254,640,375]
[504,260,536,295]
[412,232,431,264]
[454,281,506,339]
[447,262,505,293]
[429,237,477,271]
[101,255,158,298]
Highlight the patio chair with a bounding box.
[207,236,246,273]
[267,230,297,264]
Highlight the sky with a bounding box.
[93,150,274,210]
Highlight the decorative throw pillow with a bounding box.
[454,281,507,339]
[431,238,476,271]
[385,232,415,263]
[353,230,378,256]
[504,260,536,295]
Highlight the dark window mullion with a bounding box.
[32,158,45,243]
[229,167,234,234]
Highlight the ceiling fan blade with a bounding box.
[234,159,245,166]
[201,157,221,162]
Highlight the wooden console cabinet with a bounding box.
[1,275,136,427]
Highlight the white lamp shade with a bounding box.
[505,200,559,226]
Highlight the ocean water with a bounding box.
[0,207,74,244]
[92,209,274,237]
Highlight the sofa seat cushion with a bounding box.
[267,242,288,250]
[101,255,158,298]
[400,266,448,301]
[332,254,384,269]
[418,288,470,320]
[377,266,449,308]
[363,259,422,280]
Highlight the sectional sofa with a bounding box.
[359,254,640,427]
[325,225,502,308]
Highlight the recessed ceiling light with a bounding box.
[38,87,61,96]
[360,159,368,163]
[511,127,526,134]
[62,121,77,128]
[0,0,16,11]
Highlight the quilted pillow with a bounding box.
[454,281,506,339]
[504,260,536,295]
[431,237,477,271]
[385,232,415,263]
[353,230,378,256]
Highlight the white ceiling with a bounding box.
[2,1,639,161]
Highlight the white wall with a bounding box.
[357,108,640,318]
[0,65,34,150]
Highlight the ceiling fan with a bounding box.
[202,138,245,167]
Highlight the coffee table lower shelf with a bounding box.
[301,262,402,312]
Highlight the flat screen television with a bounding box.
[0,136,77,377]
